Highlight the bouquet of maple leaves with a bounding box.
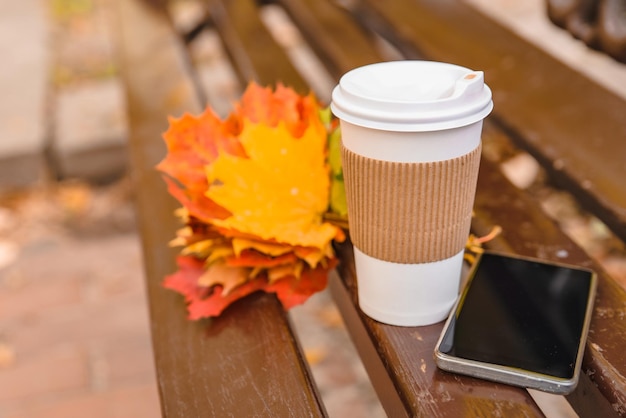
[157,83,348,319]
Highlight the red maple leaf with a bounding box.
[163,255,339,319]
[163,176,231,223]
[163,255,264,319]
[225,249,298,268]
[267,258,338,309]
[186,279,267,320]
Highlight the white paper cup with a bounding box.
[331,61,493,326]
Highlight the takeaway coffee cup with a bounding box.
[331,61,493,326]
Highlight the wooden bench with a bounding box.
[115,0,626,416]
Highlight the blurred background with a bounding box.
[1,1,158,416]
[0,1,386,416]
[1,0,625,417]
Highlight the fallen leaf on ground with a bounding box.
[0,343,16,368]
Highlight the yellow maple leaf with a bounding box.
[268,261,304,283]
[197,261,249,295]
[206,118,339,250]
[231,238,293,257]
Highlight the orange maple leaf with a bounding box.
[158,109,244,187]
[234,83,320,137]
[163,176,231,223]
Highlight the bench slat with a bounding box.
[206,0,309,93]
[116,1,327,416]
[273,0,382,79]
[351,0,626,244]
[477,125,626,417]
[344,121,626,416]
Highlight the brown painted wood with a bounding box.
[206,0,309,93]
[350,0,626,244]
[272,0,383,79]
[116,0,326,416]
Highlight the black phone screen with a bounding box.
[438,252,594,379]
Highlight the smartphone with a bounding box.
[434,251,597,394]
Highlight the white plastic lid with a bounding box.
[331,61,493,132]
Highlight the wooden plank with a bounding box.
[348,0,626,244]
[206,0,309,93]
[115,0,327,416]
[272,0,383,79]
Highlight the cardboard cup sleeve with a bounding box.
[342,144,482,264]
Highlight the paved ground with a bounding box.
[0,180,160,417]
[1,0,625,417]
